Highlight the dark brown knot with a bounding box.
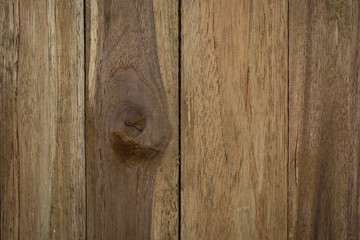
[123,108,147,138]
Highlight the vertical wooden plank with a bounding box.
[152,1,179,239]
[289,0,360,239]
[0,0,85,239]
[86,0,178,239]
[181,0,288,239]
[50,1,86,239]
[0,1,20,238]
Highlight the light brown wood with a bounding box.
[85,0,178,239]
[152,0,179,239]
[181,0,288,239]
[0,0,85,239]
[288,0,360,239]
[2,1,360,239]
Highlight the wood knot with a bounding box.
[123,108,147,138]
[108,102,170,166]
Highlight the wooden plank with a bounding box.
[289,0,360,239]
[151,1,179,239]
[85,0,178,239]
[0,0,85,239]
[0,1,20,238]
[181,0,288,239]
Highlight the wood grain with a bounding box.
[0,0,85,239]
[181,0,288,239]
[85,0,178,239]
[2,1,359,239]
[151,0,179,239]
[289,0,360,239]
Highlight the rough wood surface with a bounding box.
[181,0,288,239]
[288,0,360,239]
[151,1,179,239]
[2,1,360,239]
[85,0,178,239]
[0,0,85,239]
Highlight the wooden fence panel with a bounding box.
[288,0,360,239]
[181,1,288,239]
[0,0,85,239]
[85,0,178,239]
[1,0,360,239]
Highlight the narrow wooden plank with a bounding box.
[86,0,178,239]
[0,1,20,238]
[181,1,288,239]
[0,0,85,239]
[289,0,360,239]
[151,0,179,239]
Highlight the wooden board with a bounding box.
[151,1,179,238]
[85,0,178,239]
[288,0,360,239]
[181,0,288,239]
[0,0,85,239]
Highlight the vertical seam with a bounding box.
[287,0,290,239]
[83,0,87,239]
[178,0,182,239]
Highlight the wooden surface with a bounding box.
[181,0,288,239]
[0,0,85,239]
[151,1,179,238]
[288,0,360,239]
[1,0,360,239]
[85,0,178,239]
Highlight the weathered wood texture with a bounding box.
[2,1,360,239]
[85,0,178,239]
[289,0,360,239]
[151,1,179,239]
[181,0,288,239]
[0,0,85,239]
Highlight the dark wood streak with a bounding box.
[87,0,171,239]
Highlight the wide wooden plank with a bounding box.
[288,0,360,239]
[181,0,288,239]
[85,0,178,239]
[0,0,85,239]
